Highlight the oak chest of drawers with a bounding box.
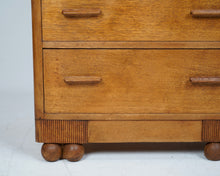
[32,0,220,162]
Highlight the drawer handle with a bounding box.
[190,77,220,84]
[62,8,102,17]
[64,76,102,84]
[190,9,220,18]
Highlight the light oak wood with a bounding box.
[64,76,102,84]
[32,0,44,119]
[44,49,220,114]
[190,77,220,84]
[62,8,102,17]
[42,0,220,41]
[43,113,220,121]
[191,9,220,18]
[32,0,220,161]
[43,41,220,49]
[88,121,202,143]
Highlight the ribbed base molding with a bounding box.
[202,120,220,142]
[36,120,88,144]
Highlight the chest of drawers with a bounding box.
[32,0,220,162]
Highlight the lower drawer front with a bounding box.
[44,49,220,114]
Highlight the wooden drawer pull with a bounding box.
[64,76,102,84]
[191,9,220,18]
[62,9,102,17]
[190,77,220,84]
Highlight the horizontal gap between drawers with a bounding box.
[41,113,220,121]
[43,41,220,49]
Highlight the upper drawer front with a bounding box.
[42,0,220,42]
[44,49,220,114]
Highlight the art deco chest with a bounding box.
[32,0,220,162]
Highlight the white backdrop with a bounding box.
[0,0,33,93]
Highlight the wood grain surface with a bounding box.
[42,0,220,41]
[43,113,220,121]
[33,0,220,161]
[32,0,44,119]
[36,120,88,144]
[202,121,220,142]
[43,41,220,49]
[88,121,202,143]
[44,49,220,114]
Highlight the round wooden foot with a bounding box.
[41,144,62,162]
[204,143,220,161]
[62,144,85,162]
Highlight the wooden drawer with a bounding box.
[42,0,220,42]
[44,49,220,114]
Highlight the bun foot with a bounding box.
[41,144,62,162]
[63,144,85,162]
[204,143,220,161]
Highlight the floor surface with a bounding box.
[0,91,220,176]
